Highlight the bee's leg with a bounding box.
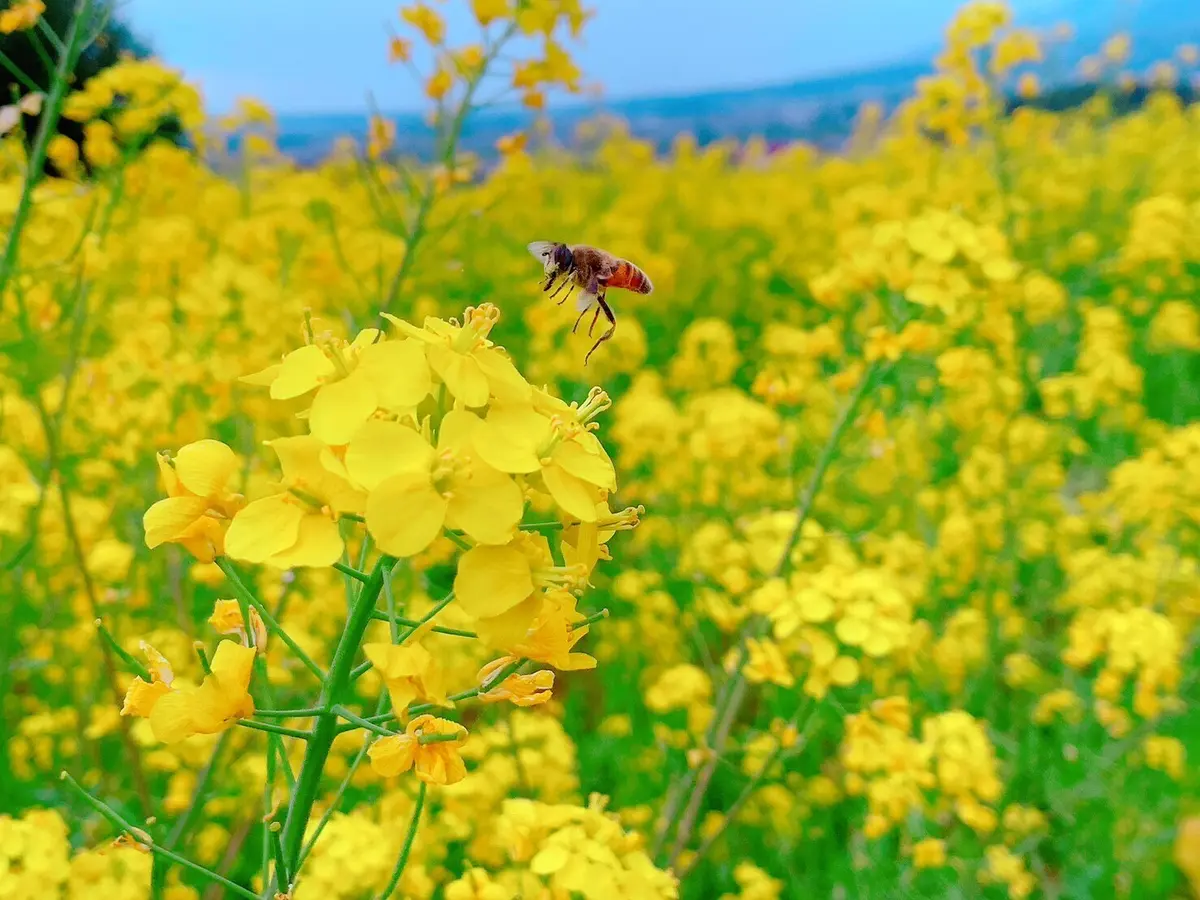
[572,305,589,333]
[543,273,557,292]
[584,296,616,366]
[587,304,602,337]
[557,281,576,307]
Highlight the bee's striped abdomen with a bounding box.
[608,260,653,294]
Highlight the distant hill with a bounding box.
[266,60,933,167]
[253,0,1200,168]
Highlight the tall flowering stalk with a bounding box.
[64,302,647,897]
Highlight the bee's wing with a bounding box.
[527,241,558,261]
[576,288,598,312]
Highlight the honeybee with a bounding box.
[527,241,654,365]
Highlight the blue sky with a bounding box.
[123,0,1092,114]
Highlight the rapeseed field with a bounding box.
[2,1,1200,898]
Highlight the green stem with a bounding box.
[296,694,389,870]
[354,657,529,732]
[0,48,40,93]
[402,590,456,639]
[60,772,259,900]
[355,590,457,680]
[333,561,368,583]
[95,618,151,681]
[253,708,326,718]
[368,609,475,638]
[238,720,310,740]
[377,782,427,900]
[333,704,394,737]
[417,732,459,745]
[262,728,276,897]
[281,556,394,870]
[569,609,609,630]
[268,823,288,894]
[382,563,401,642]
[0,0,92,315]
[216,557,325,681]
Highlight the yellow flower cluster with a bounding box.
[497,796,678,898]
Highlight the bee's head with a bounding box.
[529,241,574,278]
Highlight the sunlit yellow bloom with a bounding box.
[224,435,364,568]
[475,390,617,522]
[367,714,468,784]
[364,640,450,714]
[350,410,523,557]
[208,599,267,651]
[477,658,554,706]
[143,440,245,563]
[120,641,175,718]
[130,640,256,743]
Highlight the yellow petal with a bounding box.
[224,495,305,563]
[267,513,344,569]
[531,844,570,875]
[830,656,860,686]
[454,544,534,619]
[366,472,448,557]
[368,734,416,777]
[475,405,544,473]
[446,467,523,545]
[475,346,532,403]
[552,439,616,491]
[143,496,208,548]
[208,640,256,696]
[121,678,171,718]
[308,370,378,446]
[427,343,489,407]
[542,466,599,522]
[141,641,175,685]
[239,362,282,386]
[345,419,435,490]
[562,651,598,671]
[358,339,433,408]
[474,595,543,649]
[269,436,364,516]
[149,689,197,743]
[436,408,482,452]
[174,440,239,497]
[349,328,381,351]
[270,344,336,400]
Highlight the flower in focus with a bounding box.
[477,658,555,707]
[475,387,617,522]
[208,598,268,652]
[122,640,255,744]
[349,410,523,558]
[119,642,175,718]
[223,435,364,568]
[364,639,450,714]
[143,440,245,563]
[367,714,468,784]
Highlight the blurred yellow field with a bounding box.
[2,1,1200,898]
